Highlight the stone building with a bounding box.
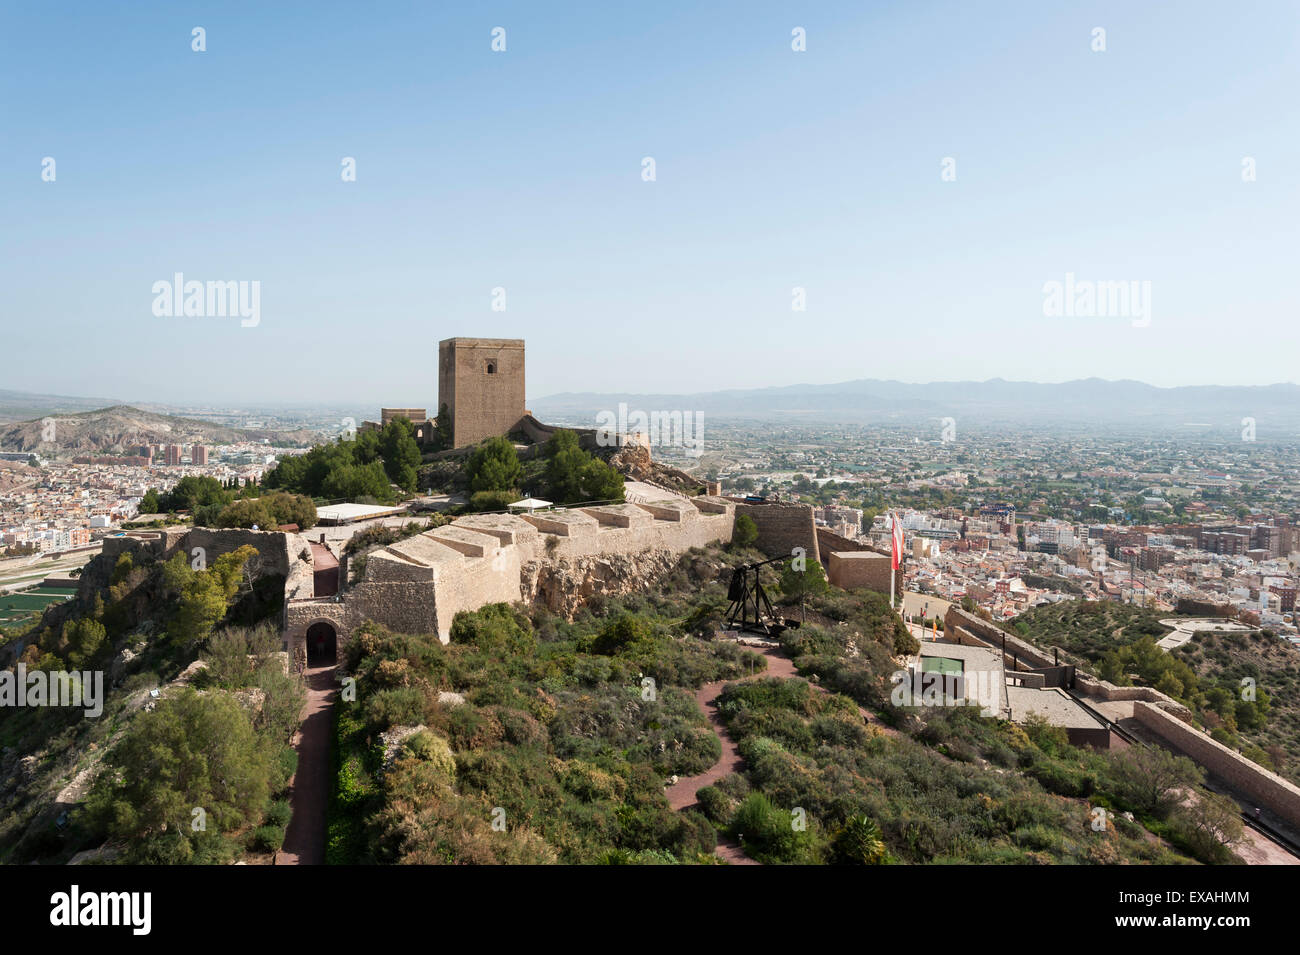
[284,494,738,659]
[438,337,526,448]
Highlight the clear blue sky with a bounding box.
[3,1,1297,406]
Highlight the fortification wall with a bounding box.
[1134,702,1300,830]
[166,527,299,578]
[735,501,820,563]
[284,494,736,651]
[101,531,166,561]
[516,413,605,452]
[825,550,898,597]
[816,527,875,555]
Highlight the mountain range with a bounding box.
[528,378,1300,433]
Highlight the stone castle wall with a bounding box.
[284,495,736,655]
[102,526,298,579]
[734,501,820,563]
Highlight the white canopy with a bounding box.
[508,497,553,512]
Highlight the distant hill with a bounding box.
[530,378,1300,434]
[0,406,318,454]
[0,459,39,493]
[0,388,124,423]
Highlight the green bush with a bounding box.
[252,824,286,852]
[401,730,457,780]
[727,792,818,864]
[731,514,758,549]
[470,489,517,512]
[695,785,736,826]
[364,687,428,731]
[265,798,292,828]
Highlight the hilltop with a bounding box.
[0,406,318,455]
[0,389,122,424]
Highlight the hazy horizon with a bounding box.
[5,372,1300,416]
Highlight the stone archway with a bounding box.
[305,620,338,666]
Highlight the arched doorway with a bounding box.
[305,621,338,666]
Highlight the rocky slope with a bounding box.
[0,405,317,454]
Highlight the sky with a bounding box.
[2,1,1298,407]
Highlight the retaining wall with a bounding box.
[1134,702,1300,830]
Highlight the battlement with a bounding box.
[285,492,736,648]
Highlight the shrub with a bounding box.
[727,791,818,864]
[364,687,428,731]
[450,603,536,655]
[695,785,736,826]
[401,730,457,780]
[1104,745,1203,818]
[731,514,758,550]
[832,815,892,865]
[470,489,517,512]
[265,798,292,828]
[252,824,286,852]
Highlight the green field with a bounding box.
[0,587,76,624]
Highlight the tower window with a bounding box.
[486,361,496,374]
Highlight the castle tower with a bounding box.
[437,337,525,448]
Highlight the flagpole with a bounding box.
[889,510,898,612]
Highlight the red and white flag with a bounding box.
[890,512,904,569]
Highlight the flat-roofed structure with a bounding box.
[1005,685,1110,747]
[915,642,1009,717]
[316,503,405,525]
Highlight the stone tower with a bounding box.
[437,337,526,448]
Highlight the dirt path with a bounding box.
[666,640,896,864]
[275,664,337,866]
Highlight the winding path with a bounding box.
[665,639,896,864]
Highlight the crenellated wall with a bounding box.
[283,495,736,656]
